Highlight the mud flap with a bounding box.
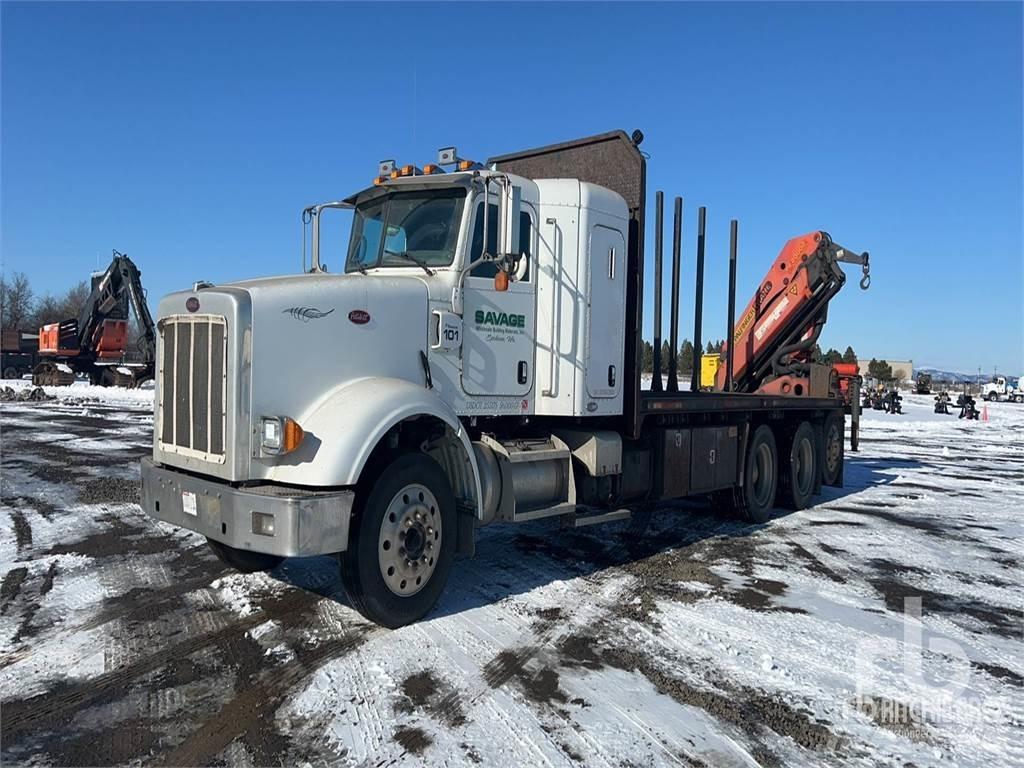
[456,503,476,557]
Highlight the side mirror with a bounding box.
[498,183,521,259]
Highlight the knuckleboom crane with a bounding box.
[33,251,157,387]
[715,231,870,397]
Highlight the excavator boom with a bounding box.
[716,231,869,395]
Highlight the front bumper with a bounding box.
[141,457,353,557]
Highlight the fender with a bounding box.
[265,377,483,517]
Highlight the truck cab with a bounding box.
[142,154,633,626]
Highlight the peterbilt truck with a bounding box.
[980,376,1023,403]
[142,130,870,627]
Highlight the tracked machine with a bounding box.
[33,251,156,387]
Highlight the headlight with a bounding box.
[259,416,304,456]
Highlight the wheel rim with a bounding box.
[751,442,774,508]
[793,436,815,496]
[824,422,841,476]
[378,483,441,597]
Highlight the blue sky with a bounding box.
[2,2,1021,374]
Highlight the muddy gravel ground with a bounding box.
[1,389,1022,767]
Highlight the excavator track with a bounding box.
[32,361,76,387]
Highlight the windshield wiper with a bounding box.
[384,249,435,276]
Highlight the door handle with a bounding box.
[608,365,616,387]
[518,360,529,385]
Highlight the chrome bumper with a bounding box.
[141,457,353,556]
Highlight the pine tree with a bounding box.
[641,340,654,372]
[842,346,857,364]
[679,339,694,374]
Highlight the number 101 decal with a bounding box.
[432,311,462,352]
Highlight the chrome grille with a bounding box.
[158,315,227,462]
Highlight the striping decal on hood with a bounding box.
[283,307,336,322]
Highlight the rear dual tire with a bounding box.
[712,424,779,523]
[779,421,818,510]
[713,419,822,521]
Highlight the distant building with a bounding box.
[858,359,914,387]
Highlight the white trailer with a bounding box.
[141,131,867,627]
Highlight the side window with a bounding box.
[470,204,533,281]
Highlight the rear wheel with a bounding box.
[820,411,844,487]
[742,425,779,522]
[206,539,283,573]
[711,424,778,523]
[340,452,456,628]
[780,421,817,510]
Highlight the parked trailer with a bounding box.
[1,330,38,379]
[141,130,871,627]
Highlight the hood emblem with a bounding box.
[348,310,371,325]
[283,307,335,322]
[186,297,200,313]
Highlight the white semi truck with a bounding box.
[142,131,869,627]
[980,376,1023,403]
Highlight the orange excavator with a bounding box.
[33,251,156,387]
[715,231,870,397]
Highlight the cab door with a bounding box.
[461,200,536,397]
[585,224,626,399]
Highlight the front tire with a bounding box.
[206,539,284,573]
[3,367,18,380]
[340,452,456,628]
[779,421,817,510]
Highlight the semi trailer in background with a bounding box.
[141,130,871,627]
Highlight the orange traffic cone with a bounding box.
[982,404,989,422]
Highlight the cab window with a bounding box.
[469,203,533,280]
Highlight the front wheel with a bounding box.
[986,392,997,402]
[340,452,456,628]
[3,367,19,380]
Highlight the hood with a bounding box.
[153,272,430,482]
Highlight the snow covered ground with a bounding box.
[1,386,1021,766]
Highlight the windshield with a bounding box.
[345,188,466,273]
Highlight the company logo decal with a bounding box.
[348,310,371,325]
[734,307,755,343]
[185,297,200,313]
[474,310,526,328]
[283,307,335,322]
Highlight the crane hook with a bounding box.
[859,252,871,290]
